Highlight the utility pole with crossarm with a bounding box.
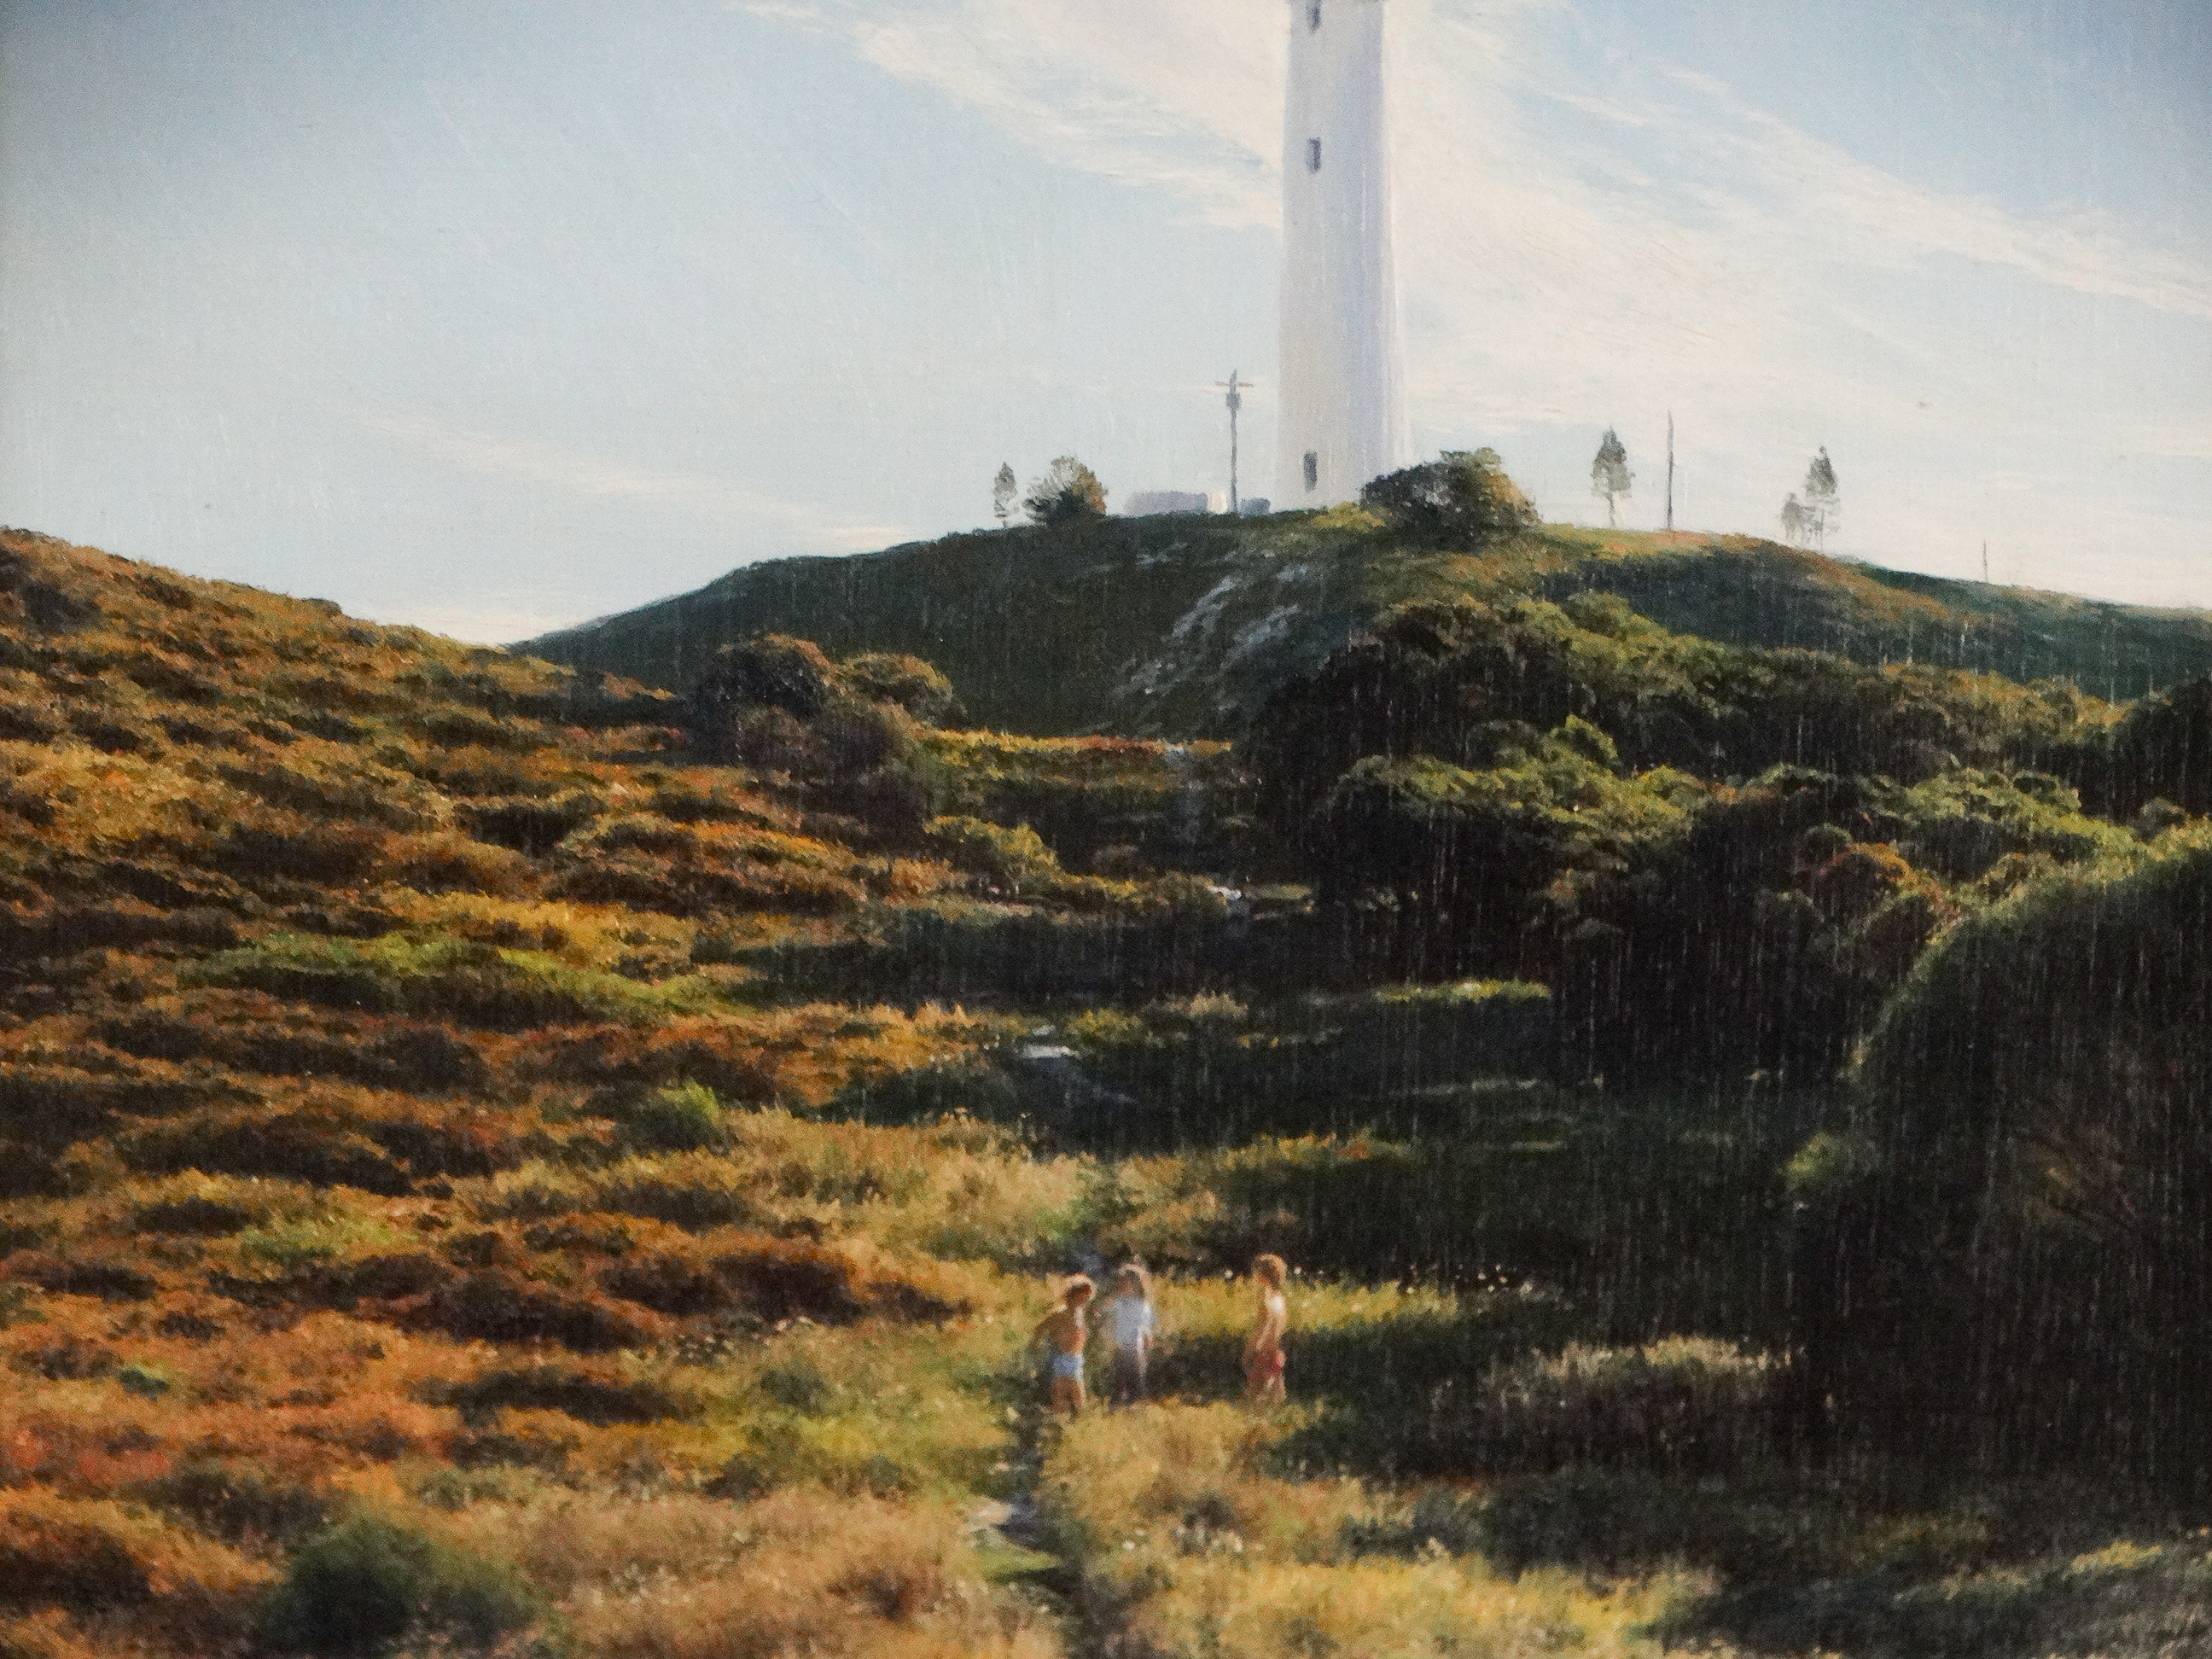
[1217,370,1249,515]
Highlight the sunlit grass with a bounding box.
[1039,1395,1692,1659]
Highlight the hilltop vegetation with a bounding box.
[523,509,2212,736]
[6,506,2212,1659]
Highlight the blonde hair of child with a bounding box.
[1062,1274,1096,1304]
[1251,1253,1287,1288]
[1114,1263,1150,1300]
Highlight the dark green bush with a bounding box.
[255,1513,539,1655]
[118,1112,415,1195]
[923,814,1063,894]
[3,1254,157,1301]
[1804,830,2212,1485]
[1249,591,2100,835]
[600,1080,726,1154]
[405,1270,667,1352]
[1022,456,1108,527]
[137,1458,332,1544]
[837,650,964,725]
[212,821,386,886]
[1063,982,1556,1146]
[131,1196,253,1236]
[1468,1467,1992,1586]
[829,1057,1027,1126]
[2093,674,2212,817]
[464,791,603,856]
[438,1363,690,1426]
[688,633,836,732]
[1464,1338,1777,1475]
[1360,449,1539,544]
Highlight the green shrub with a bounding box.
[189,932,729,1028]
[131,1196,253,1237]
[836,651,964,725]
[602,1081,725,1154]
[923,815,1062,894]
[1360,448,1539,544]
[405,1271,667,1352]
[1063,981,1556,1146]
[688,633,836,726]
[1022,456,1108,527]
[757,1359,836,1414]
[115,1363,171,1399]
[1877,768,2126,881]
[463,791,603,855]
[136,1460,332,1545]
[255,1514,539,1655]
[1468,1338,1777,1474]
[1468,1467,1989,1582]
[1813,830,2212,1482]
[437,1363,690,1427]
[829,1057,1026,1126]
[2096,674,2212,817]
[117,1112,414,1195]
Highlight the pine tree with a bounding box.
[1802,448,1839,547]
[1590,428,1633,527]
[1780,493,1812,548]
[991,463,1017,528]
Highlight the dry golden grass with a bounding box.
[0,1489,273,1646]
[6,526,2202,1659]
[482,1489,1062,1659]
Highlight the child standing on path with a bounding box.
[1103,1264,1155,1406]
[1243,1254,1289,1406]
[1031,1275,1095,1416]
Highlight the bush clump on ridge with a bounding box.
[1801,830,2212,1486]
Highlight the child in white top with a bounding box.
[1243,1253,1288,1406]
[1103,1263,1155,1406]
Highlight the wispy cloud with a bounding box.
[740,0,1284,227]
[744,0,2212,327]
[2116,420,2212,463]
[1655,69,2212,323]
[362,413,911,550]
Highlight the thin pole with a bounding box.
[1982,538,1990,584]
[1220,370,1245,515]
[1666,411,1675,532]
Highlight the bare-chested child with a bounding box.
[1030,1275,1095,1415]
[1243,1253,1289,1406]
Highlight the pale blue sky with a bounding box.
[3,0,2207,641]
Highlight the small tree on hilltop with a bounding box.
[1803,447,1839,546]
[992,463,1017,528]
[1024,457,1109,527]
[1780,493,1812,548]
[1590,428,1633,527]
[1361,449,1540,544]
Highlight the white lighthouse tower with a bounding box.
[1277,0,1406,508]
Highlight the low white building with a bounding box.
[1123,491,1213,516]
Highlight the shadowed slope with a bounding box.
[521,515,2212,737]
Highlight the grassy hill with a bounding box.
[7,523,2212,1658]
[523,512,2212,736]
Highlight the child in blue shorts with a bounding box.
[1030,1275,1095,1415]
